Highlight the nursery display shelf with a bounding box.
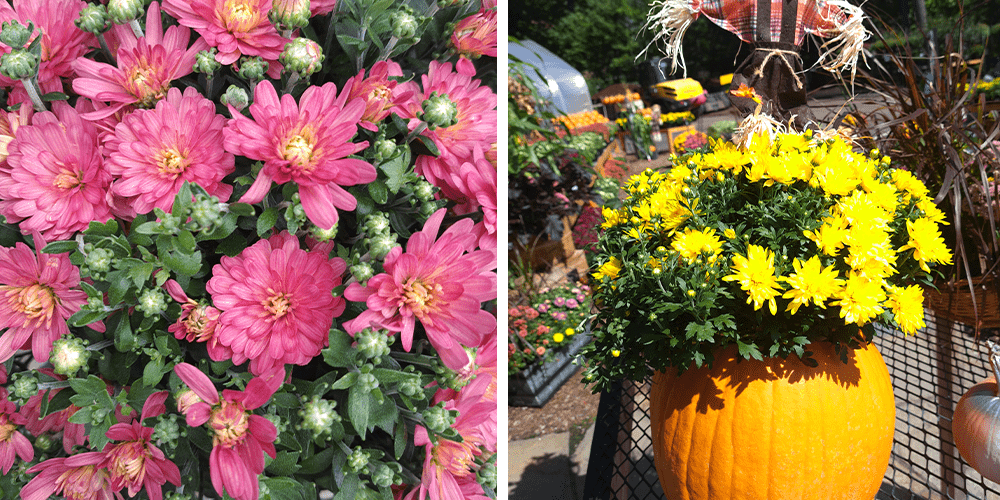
[582,312,1000,500]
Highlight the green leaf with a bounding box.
[41,240,78,254]
[177,229,197,254]
[378,148,411,194]
[265,451,302,476]
[67,308,110,328]
[40,387,73,417]
[68,375,107,402]
[105,270,132,305]
[142,358,168,386]
[257,207,280,237]
[114,313,139,352]
[323,330,355,368]
[367,180,389,205]
[86,219,119,236]
[297,447,335,475]
[347,387,372,439]
[161,248,202,276]
[331,372,358,391]
[126,262,156,288]
[228,203,255,216]
[394,419,406,459]
[334,473,360,500]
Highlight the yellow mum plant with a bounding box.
[582,131,952,389]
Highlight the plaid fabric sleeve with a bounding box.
[696,0,849,45]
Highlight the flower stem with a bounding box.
[283,72,300,94]
[20,76,45,112]
[97,33,115,65]
[129,19,144,39]
[88,340,115,351]
[391,351,437,368]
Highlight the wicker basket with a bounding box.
[923,274,1000,329]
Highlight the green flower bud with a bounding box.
[0,49,38,80]
[356,371,379,393]
[477,460,497,491]
[10,373,37,403]
[190,194,224,229]
[270,0,311,30]
[422,403,456,434]
[373,138,396,163]
[237,56,268,81]
[107,0,144,24]
[85,247,114,274]
[263,413,286,443]
[50,336,90,376]
[350,263,375,284]
[0,20,33,48]
[421,92,458,130]
[298,396,340,439]
[354,328,390,362]
[193,49,222,75]
[419,200,438,217]
[164,491,196,500]
[398,375,425,399]
[86,296,105,310]
[76,4,110,34]
[390,10,419,39]
[136,288,168,317]
[279,37,324,77]
[414,180,436,202]
[437,0,468,7]
[372,464,395,487]
[364,213,390,235]
[309,223,338,242]
[368,234,397,259]
[221,85,249,112]
[346,447,370,473]
[33,433,55,452]
[152,414,181,449]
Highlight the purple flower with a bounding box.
[554,297,566,307]
[566,299,579,308]
[537,304,549,313]
[576,293,586,302]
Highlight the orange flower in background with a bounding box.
[730,83,762,104]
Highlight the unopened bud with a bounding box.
[354,328,390,362]
[107,0,144,24]
[85,247,114,274]
[373,138,396,162]
[0,20,32,48]
[421,92,458,130]
[298,396,340,439]
[280,37,324,77]
[0,50,37,80]
[50,336,90,376]
[364,213,390,235]
[270,0,311,30]
[221,85,249,112]
[414,180,435,202]
[350,263,374,283]
[422,403,455,434]
[390,10,419,39]
[309,223,338,242]
[76,4,110,35]
[346,447,370,472]
[237,56,268,81]
[368,234,397,259]
[137,288,168,317]
[10,373,38,403]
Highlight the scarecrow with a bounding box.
[642,0,868,129]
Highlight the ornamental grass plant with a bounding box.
[0,0,498,499]
[583,128,952,390]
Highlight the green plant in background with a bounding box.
[508,281,592,374]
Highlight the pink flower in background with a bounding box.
[399,60,497,208]
[0,396,32,474]
[406,376,495,500]
[106,86,235,215]
[173,363,283,500]
[164,279,234,363]
[225,80,376,229]
[344,209,497,370]
[162,0,288,67]
[0,233,98,364]
[207,231,346,375]
[0,102,112,241]
[342,60,413,132]
[0,105,31,166]
[450,8,497,59]
[72,2,208,119]
[21,452,122,500]
[0,0,97,106]
[310,0,337,15]
[100,392,181,500]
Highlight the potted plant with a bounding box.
[508,281,593,407]
[581,120,952,498]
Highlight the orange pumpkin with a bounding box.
[650,341,895,500]
[952,340,1000,482]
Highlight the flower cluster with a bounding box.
[673,129,709,153]
[509,281,591,374]
[583,131,951,389]
[0,1,498,499]
[660,111,695,127]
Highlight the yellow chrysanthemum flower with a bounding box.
[916,198,947,224]
[900,217,953,272]
[722,244,783,315]
[885,285,926,335]
[844,226,897,279]
[836,191,891,228]
[780,255,844,314]
[553,333,565,343]
[776,131,812,152]
[832,273,886,325]
[671,227,723,263]
[804,216,849,256]
[891,169,930,200]
[594,256,622,282]
[865,180,899,215]
[601,207,624,229]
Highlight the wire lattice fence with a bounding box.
[582,312,1000,500]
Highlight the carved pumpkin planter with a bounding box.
[953,340,1000,483]
[649,341,896,500]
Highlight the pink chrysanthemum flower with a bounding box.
[0,102,112,241]
[106,86,235,215]
[72,2,209,120]
[450,8,497,59]
[225,80,376,230]
[162,0,288,68]
[342,60,413,132]
[0,233,101,364]
[99,391,181,500]
[0,0,97,106]
[164,279,235,363]
[0,105,31,166]
[22,452,123,500]
[457,146,497,231]
[344,209,497,370]
[405,377,496,500]
[207,232,346,374]
[0,396,33,474]
[173,362,283,500]
[398,60,497,207]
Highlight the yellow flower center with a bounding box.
[2,283,56,329]
[431,439,478,477]
[401,278,441,318]
[157,148,190,177]
[0,419,15,442]
[127,61,168,108]
[53,168,83,190]
[107,441,148,485]
[210,400,250,448]
[57,465,112,500]
[223,0,263,33]
[283,134,315,169]
[262,290,291,319]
